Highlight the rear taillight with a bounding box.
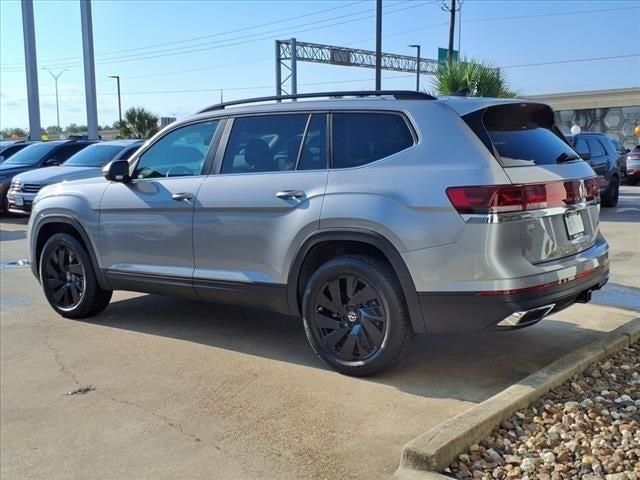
[446,178,599,215]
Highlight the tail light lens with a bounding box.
[446,178,599,215]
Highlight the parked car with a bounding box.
[624,145,640,185]
[565,132,621,207]
[7,140,144,215]
[28,91,608,375]
[0,140,96,213]
[0,140,38,163]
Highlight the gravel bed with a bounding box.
[444,342,640,480]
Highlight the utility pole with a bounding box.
[375,0,382,90]
[80,0,99,140]
[447,0,456,67]
[108,75,122,124]
[409,44,421,91]
[21,0,41,140]
[44,67,67,132]
[457,0,463,53]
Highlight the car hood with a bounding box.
[0,164,34,179]
[12,166,102,185]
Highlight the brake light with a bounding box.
[446,178,599,215]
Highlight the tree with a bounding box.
[117,107,159,139]
[1,127,27,139]
[65,123,88,134]
[46,125,63,135]
[433,59,518,98]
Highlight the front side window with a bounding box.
[221,114,309,174]
[574,137,589,156]
[134,120,219,179]
[45,143,90,165]
[298,114,328,171]
[331,113,414,169]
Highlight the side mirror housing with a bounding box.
[579,152,591,161]
[103,160,131,183]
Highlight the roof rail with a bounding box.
[197,90,436,114]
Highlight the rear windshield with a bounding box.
[466,103,580,167]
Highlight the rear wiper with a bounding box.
[556,152,580,163]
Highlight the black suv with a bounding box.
[567,132,621,207]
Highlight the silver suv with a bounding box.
[27,91,609,375]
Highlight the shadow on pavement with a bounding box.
[82,293,620,404]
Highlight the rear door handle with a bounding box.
[172,192,194,201]
[275,190,305,200]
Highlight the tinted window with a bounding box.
[118,144,141,161]
[0,144,29,161]
[574,137,589,156]
[46,144,90,165]
[298,114,327,171]
[222,114,308,174]
[3,142,59,165]
[332,113,413,169]
[482,104,579,167]
[63,144,124,167]
[134,121,219,179]
[586,138,605,157]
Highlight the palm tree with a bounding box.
[433,59,518,98]
[117,107,159,139]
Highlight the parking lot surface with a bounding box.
[1,187,638,480]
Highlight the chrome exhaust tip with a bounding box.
[497,304,556,329]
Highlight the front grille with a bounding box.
[21,183,42,193]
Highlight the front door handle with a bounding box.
[172,192,194,201]
[275,190,305,200]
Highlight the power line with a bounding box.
[0,1,367,68]
[1,1,426,71]
[503,53,640,69]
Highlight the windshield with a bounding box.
[63,144,125,167]
[3,142,58,166]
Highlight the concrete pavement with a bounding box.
[1,187,638,480]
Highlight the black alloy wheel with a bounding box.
[43,244,85,310]
[312,274,387,362]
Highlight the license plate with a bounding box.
[14,196,24,207]
[564,211,585,239]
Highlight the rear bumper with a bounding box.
[419,260,609,334]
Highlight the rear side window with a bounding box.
[475,103,579,167]
[586,138,606,157]
[331,113,414,169]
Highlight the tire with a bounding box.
[39,233,112,319]
[601,175,619,208]
[302,255,415,376]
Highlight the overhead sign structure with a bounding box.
[275,38,440,96]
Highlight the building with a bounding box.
[527,87,640,149]
[160,116,177,128]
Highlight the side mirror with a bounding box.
[103,160,131,183]
[579,152,591,161]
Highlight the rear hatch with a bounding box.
[456,101,600,264]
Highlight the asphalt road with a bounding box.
[1,187,638,480]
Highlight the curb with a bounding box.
[394,317,640,478]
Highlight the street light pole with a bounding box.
[108,75,122,124]
[43,67,67,132]
[409,44,421,91]
[375,0,382,90]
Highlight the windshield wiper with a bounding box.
[556,152,580,163]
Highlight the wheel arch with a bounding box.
[286,229,427,333]
[31,215,110,290]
